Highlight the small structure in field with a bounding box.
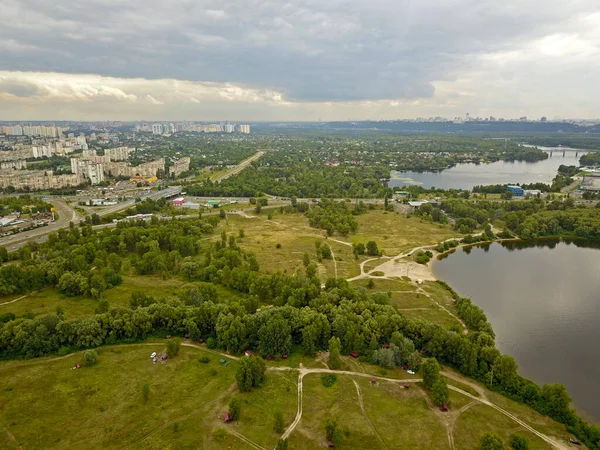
[439,404,448,412]
[371,377,377,385]
[184,334,189,339]
[381,343,390,349]
[244,350,252,357]
[327,440,334,448]
[161,353,168,362]
[403,383,410,389]
[224,412,232,423]
[402,364,409,370]
[266,355,273,361]
[282,354,288,359]
[349,351,359,358]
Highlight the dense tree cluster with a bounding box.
[0,216,218,297]
[580,152,600,166]
[305,200,359,236]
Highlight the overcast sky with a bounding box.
[1,0,599,121]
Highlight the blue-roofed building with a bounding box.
[507,185,524,196]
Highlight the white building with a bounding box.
[152,124,163,135]
[238,124,250,134]
[224,123,234,133]
[105,146,132,161]
[71,158,105,185]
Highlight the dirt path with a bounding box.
[353,380,388,450]
[226,428,267,450]
[0,288,45,306]
[441,371,488,400]
[326,243,338,278]
[281,370,304,440]
[415,286,467,333]
[3,343,570,450]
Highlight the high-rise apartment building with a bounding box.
[152,124,163,135]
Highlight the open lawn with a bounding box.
[453,404,554,450]
[0,344,237,449]
[352,211,460,256]
[217,212,360,278]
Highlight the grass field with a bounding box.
[453,404,553,450]
[352,211,460,256]
[0,343,579,450]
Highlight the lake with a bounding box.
[432,239,600,422]
[389,147,587,190]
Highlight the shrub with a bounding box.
[480,432,504,450]
[510,435,529,450]
[274,410,284,434]
[199,356,210,363]
[166,339,181,358]
[321,374,337,388]
[142,383,149,403]
[82,349,98,366]
[212,427,226,441]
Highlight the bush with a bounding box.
[275,439,289,450]
[480,432,504,450]
[166,339,181,358]
[212,427,226,441]
[82,349,98,366]
[324,418,344,447]
[321,374,337,388]
[199,356,210,363]
[206,337,217,349]
[142,383,149,403]
[510,435,529,450]
[274,409,285,434]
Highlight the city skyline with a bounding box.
[1,0,600,121]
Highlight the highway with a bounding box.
[211,151,264,183]
[0,199,80,251]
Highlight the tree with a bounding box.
[303,253,311,267]
[366,240,379,256]
[255,204,262,214]
[239,229,245,238]
[236,357,266,392]
[258,314,292,358]
[510,435,529,450]
[328,336,342,370]
[480,432,504,450]
[275,439,289,450]
[229,397,241,421]
[166,339,181,358]
[541,383,574,424]
[431,379,449,406]
[82,349,98,366]
[354,243,365,255]
[220,209,226,218]
[274,409,284,434]
[324,418,344,447]
[421,358,440,388]
[384,194,389,208]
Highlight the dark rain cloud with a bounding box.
[0,0,597,101]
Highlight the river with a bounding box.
[389,147,588,190]
[432,239,600,422]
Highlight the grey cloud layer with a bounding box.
[1,0,597,102]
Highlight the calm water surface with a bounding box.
[389,148,587,190]
[433,240,600,422]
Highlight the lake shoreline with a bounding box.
[431,238,600,424]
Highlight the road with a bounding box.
[0,199,79,251]
[211,151,265,183]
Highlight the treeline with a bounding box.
[472,165,579,194]
[580,152,600,166]
[0,195,53,216]
[1,277,598,447]
[503,146,549,162]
